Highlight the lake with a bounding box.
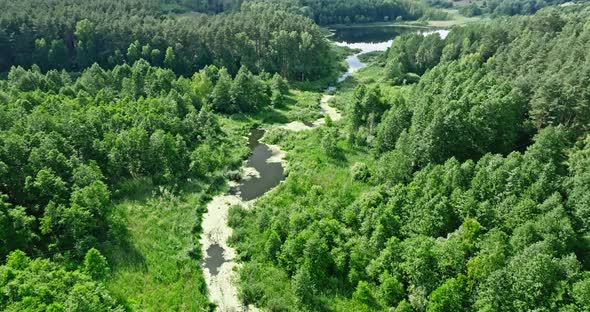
[330,25,450,82]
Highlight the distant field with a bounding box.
[423,8,485,27]
[326,8,484,30]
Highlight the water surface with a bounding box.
[203,244,225,276]
[238,129,285,201]
[331,25,449,82]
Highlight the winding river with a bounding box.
[199,25,448,311]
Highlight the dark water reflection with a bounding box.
[203,244,225,276]
[332,26,413,44]
[239,129,285,201]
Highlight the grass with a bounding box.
[103,180,215,311]
[224,90,322,127]
[420,9,486,27]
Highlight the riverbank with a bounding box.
[201,22,415,310]
[200,150,285,311]
[201,93,343,310]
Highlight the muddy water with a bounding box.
[202,129,284,275]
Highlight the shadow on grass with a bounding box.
[104,174,229,274]
[103,216,148,272]
[326,148,349,166]
[227,108,290,125]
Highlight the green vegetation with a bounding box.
[229,4,590,311]
[0,250,123,311]
[0,0,333,80]
[3,0,590,311]
[242,0,449,25]
[456,0,573,16]
[0,46,291,310]
[104,183,214,311]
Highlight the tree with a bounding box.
[427,276,467,312]
[84,248,110,280]
[164,47,176,71]
[0,252,122,311]
[48,39,69,68]
[211,68,234,113]
[394,300,413,312]
[353,281,378,308]
[573,276,590,310]
[378,274,405,308]
[265,230,282,261]
[322,128,340,158]
[351,162,370,182]
[230,66,267,113]
[292,265,316,306]
[271,73,289,94]
[0,195,36,258]
[127,40,141,64]
[74,19,97,69]
[375,95,411,154]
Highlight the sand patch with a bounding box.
[279,121,313,132]
[242,167,261,180]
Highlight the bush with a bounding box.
[351,162,371,182]
[228,205,248,228]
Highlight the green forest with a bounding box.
[1,0,590,311]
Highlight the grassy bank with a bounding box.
[100,82,331,310]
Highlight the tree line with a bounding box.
[241,0,448,25]
[459,0,573,17]
[381,6,590,165]
[0,0,333,80]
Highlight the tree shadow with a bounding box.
[102,217,148,273]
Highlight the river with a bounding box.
[200,24,448,312]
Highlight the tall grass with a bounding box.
[103,181,215,311]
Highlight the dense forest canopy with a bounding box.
[458,0,574,16]
[2,0,590,310]
[0,57,292,308]
[0,0,332,80]
[242,0,448,25]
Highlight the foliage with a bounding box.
[242,0,449,25]
[459,0,572,16]
[229,7,590,311]
[350,162,370,182]
[0,250,124,311]
[0,0,334,80]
